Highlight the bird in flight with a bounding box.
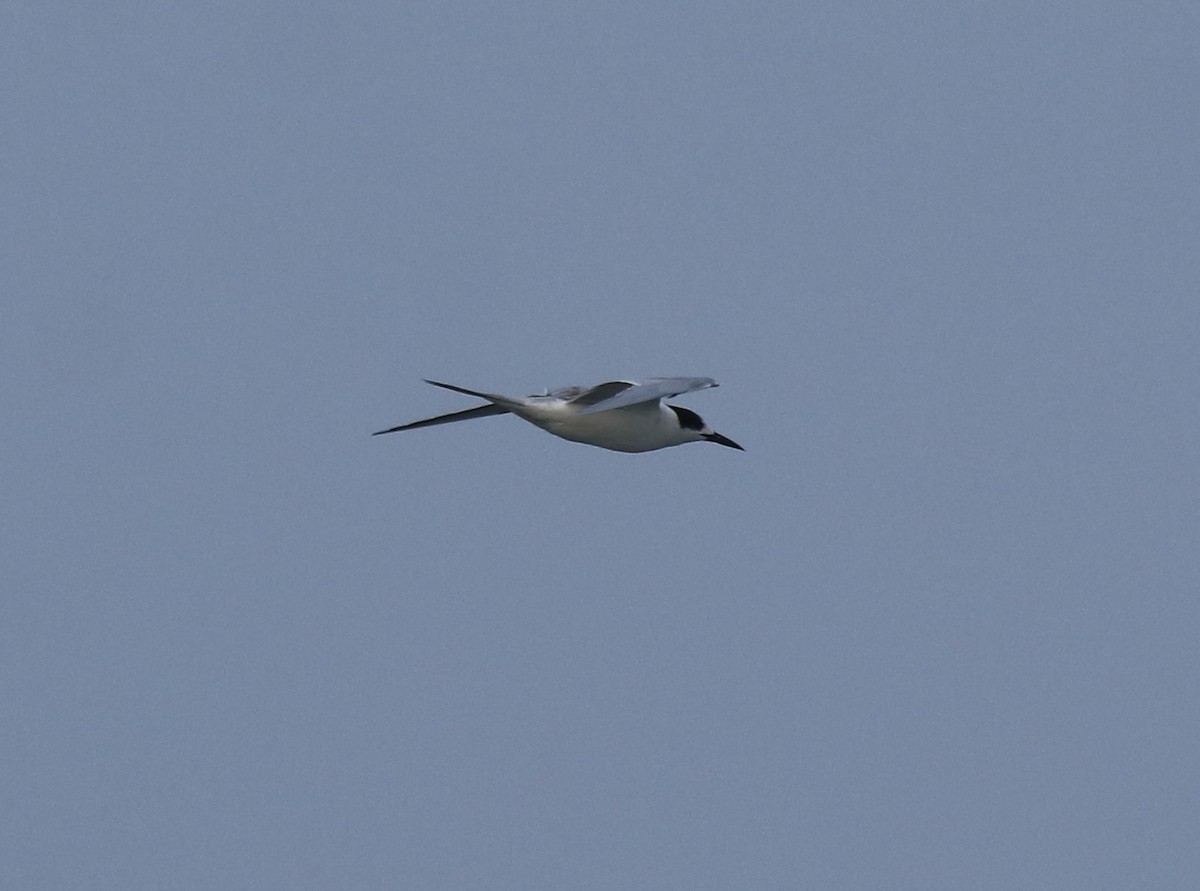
[373,377,743,453]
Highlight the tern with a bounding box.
[373,377,743,453]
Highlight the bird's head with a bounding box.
[669,405,744,451]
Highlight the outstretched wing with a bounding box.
[566,381,635,407]
[575,377,718,415]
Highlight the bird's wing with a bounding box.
[575,377,718,414]
[566,381,635,406]
[372,402,511,435]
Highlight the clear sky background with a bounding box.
[4,3,1198,889]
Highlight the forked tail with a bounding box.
[422,379,525,409]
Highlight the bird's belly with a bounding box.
[534,411,671,453]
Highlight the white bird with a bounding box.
[373,377,743,453]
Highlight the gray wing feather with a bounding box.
[575,377,718,414]
[567,381,635,406]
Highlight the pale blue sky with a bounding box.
[4,3,1198,888]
